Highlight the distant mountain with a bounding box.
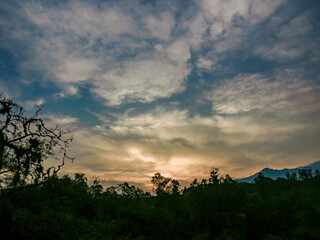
[236,160,320,183]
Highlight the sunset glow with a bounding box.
[1,0,319,189]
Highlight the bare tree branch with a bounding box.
[0,95,74,189]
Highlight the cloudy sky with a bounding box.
[1,0,320,189]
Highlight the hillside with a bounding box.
[237,160,320,182]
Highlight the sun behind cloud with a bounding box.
[0,0,319,189]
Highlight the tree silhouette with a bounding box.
[1,165,320,239]
[0,96,73,189]
[208,167,219,184]
[298,169,313,181]
[151,172,180,195]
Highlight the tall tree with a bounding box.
[0,96,73,188]
[151,172,180,195]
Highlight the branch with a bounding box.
[0,180,47,201]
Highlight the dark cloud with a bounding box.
[0,0,319,189]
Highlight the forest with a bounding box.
[1,96,320,240]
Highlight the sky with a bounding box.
[1,0,320,189]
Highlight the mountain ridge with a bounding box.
[236,160,320,182]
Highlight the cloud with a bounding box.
[1,0,320,189]
[209,71,320,116]
[248,0,287,23]
[200,0,250,24]
[206,70,320,161]
[181,0,288,71]
[1,0,288,106]
[62,76,320,188]
[55,57,101,84]
[199,0,285,41]
[0,1,193,106]
[253,7,320,62]
[60,65,320,187]
[25,98,45,108]
[144,12,175,40]
[197,57,215,69]
[1,0,300,107]
[60,107,211,186]
[46,114,79,129]
[92,53,190,106]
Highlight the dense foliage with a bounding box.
[1,170,320,240]
[1,96,320,240]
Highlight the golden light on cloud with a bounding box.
[42,67,320,191]
[2,0,319,191]
[127,147,156,163]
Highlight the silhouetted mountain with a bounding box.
[236,160,320,182]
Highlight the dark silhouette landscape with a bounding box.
[237,161,320,183]
[1,0,320,239]
[1,96,320,240]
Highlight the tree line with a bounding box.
[1,96,320,240]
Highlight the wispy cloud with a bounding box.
[1,0,320,189]
[210,71,320,115]
[25,98,45,108]
[64,78,320,186]
[254,12,319,61]
[0,1,192,106]
[45,114,79,133]
[0,0,288,105]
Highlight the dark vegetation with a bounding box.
[1,96,320,240]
